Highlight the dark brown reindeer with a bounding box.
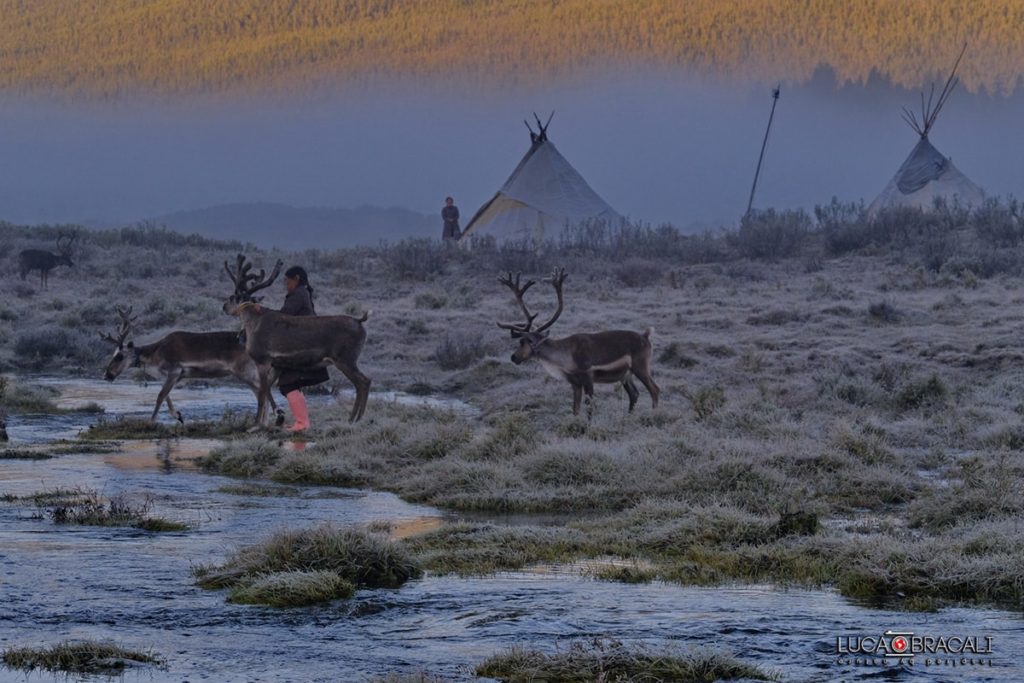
[19,233,77,289]
[101,305,280,424]
[223,255,371,425]
[497,268,660,418]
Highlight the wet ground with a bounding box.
[1,378,1022,682]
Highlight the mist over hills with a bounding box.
[153,203,437,248]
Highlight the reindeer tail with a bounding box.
[358,310,371,323]
[643,326,654,339]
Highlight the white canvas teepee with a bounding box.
[459,116,623,243]
[869,47,984,214]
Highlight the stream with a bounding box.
[1,377,1022,682]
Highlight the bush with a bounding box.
[688,385,726,421]
[382,238,448,280]
[434,331,485,370]
[613,258,664,287]
[973,197,1023,247]
[815,198,871,255]
[732,209,809,259]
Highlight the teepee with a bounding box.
[869,46,984,214]
[459,114,623,243]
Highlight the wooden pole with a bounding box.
[746,84,781,217]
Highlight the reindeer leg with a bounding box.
[571,382,583,415]
[633,363,660,409]
[582,375,595,421]
[623,377,640,413]
[152,370,183,422]
[335,361,371,422]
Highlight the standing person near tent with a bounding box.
[441,196,461,241]
[275,266,329,432]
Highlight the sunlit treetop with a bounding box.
[0,0,1021,99]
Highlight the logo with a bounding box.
[835,630,995,668]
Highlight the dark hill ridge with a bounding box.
[153,203,436,248]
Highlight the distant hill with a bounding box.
[0,1,1020,98]
[154,203,436,249]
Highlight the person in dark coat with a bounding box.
[276,266,329,432]
[441,196,461,241]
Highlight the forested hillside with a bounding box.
[0,1,1021,98]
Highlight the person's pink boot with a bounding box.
[284,390,310,432]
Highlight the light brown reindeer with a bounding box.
[223,255,371,426]
[101,305,280,424]
[497,268,659,418]
[19,232,77,289]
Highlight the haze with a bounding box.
[1,68,1022,237]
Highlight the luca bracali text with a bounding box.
[835,630,995,667]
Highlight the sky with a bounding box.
[1,67,1022,232]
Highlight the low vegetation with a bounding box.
[2,641,161,675]
[3,487,188,532]
[194,525,422,607]
[476,640,777,682]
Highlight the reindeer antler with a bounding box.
[224,254,283,299]
[533,267,567,334]
[99,305,137,347]
[496,272,539,332]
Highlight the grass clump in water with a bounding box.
[13,488,189,532]
[82,413,250,440]
[2,640,161,675]
[228,570,355,607]
[476,639,778,682]
[194,524,422,606]
[0,448,52,460]
[195,438,282,478]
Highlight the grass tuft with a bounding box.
[2,641,160,675]
[227,570,355,607]
[476,639,778,682]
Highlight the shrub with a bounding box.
[867,300,902,323]
[732,209,809,259]
[382,238,448,280]
[815,197,873,255]
[434,331,485,370]
[613,258,664,287]
[688,385,726,421]
[894,374,948,412]
[973,198,1023,247]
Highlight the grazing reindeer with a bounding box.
[19,233,77,289]
[100,305,279,424]
[223,254,371,425]
[497,268,660,418]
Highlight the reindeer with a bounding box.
[19,233,77,289]
[223,255,371,425]
[100,305,280,424]
[497,268,660,418]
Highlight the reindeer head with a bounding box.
[99,306,138,381]
[223,254,283,314]
[56,232,77,267]
[496,268,566,364]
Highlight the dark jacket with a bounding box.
[442,205,461,240]
[277,286,329,395]
[280,287,315,317]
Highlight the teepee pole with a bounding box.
[746,84,781,217]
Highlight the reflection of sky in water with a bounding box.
[2,69,1022,234]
